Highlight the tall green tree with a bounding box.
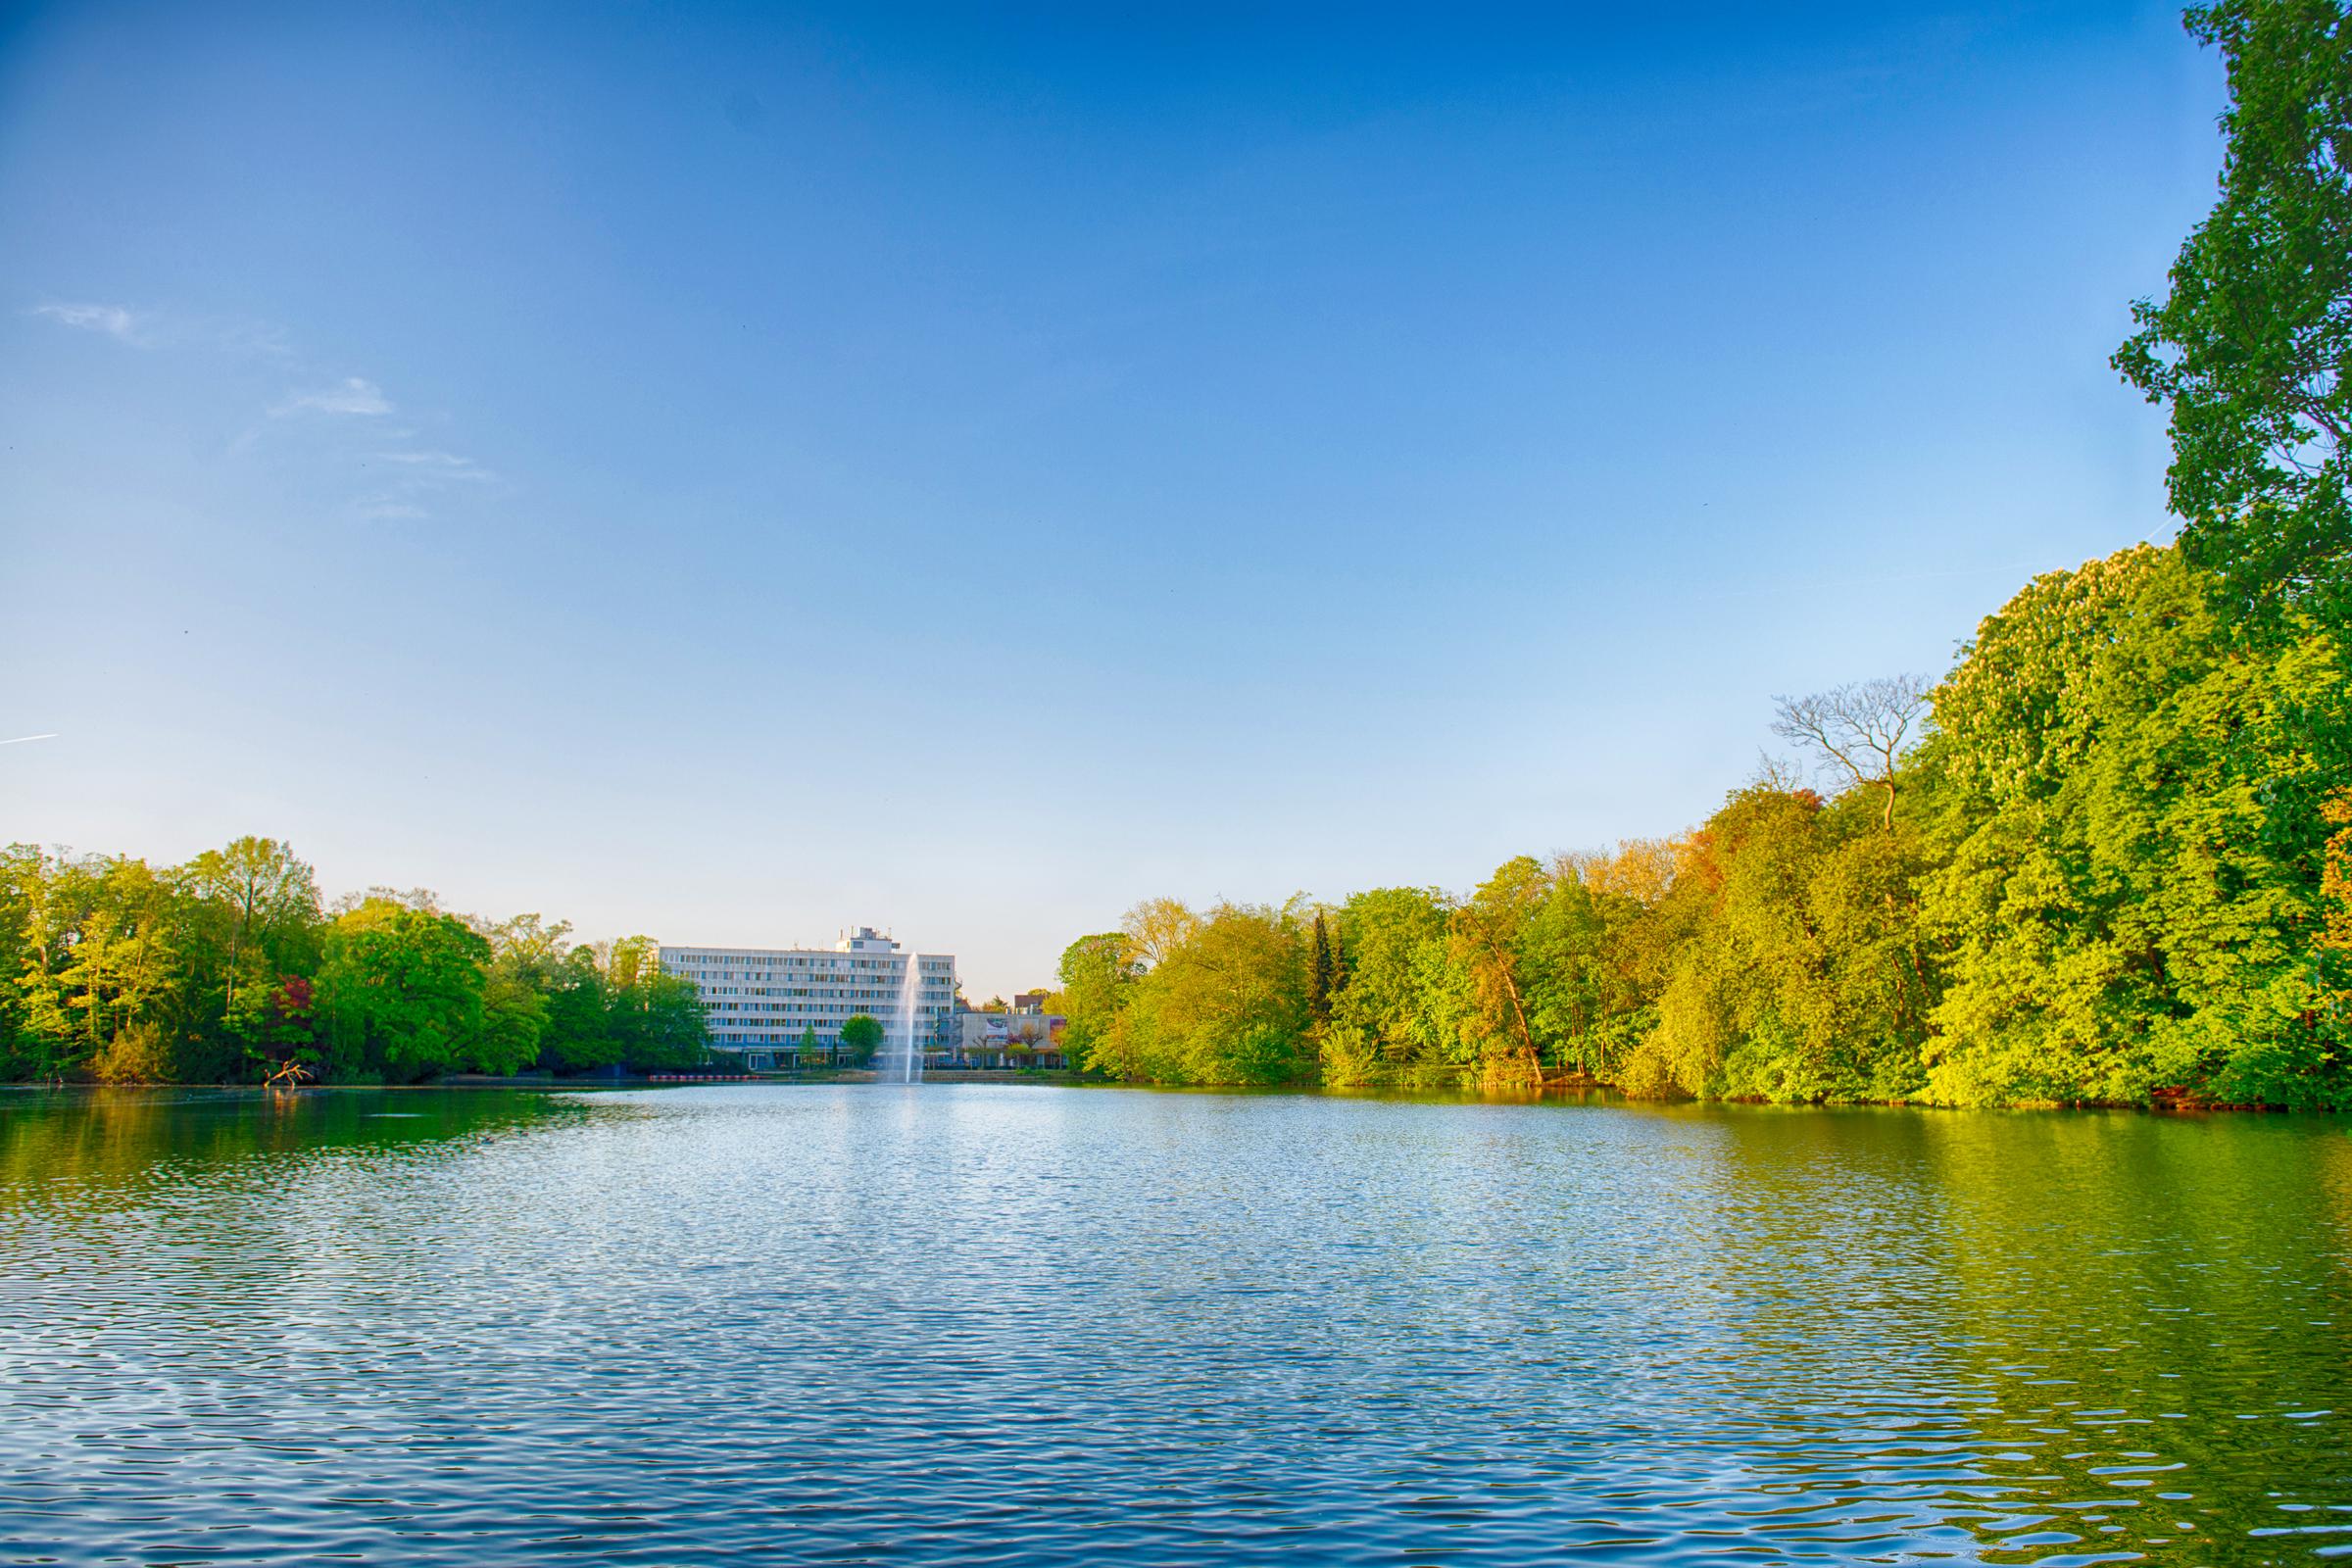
[541,947,616,1070]
[1447,858,1552,1079]
[1923,546,2347,1105]
[1326,887,1451,1074]
[1306,912,1337,1024]
[1088,902,1311,1084]
[1054,931,1135,1069]
[314,899,492,1082]
[0,845,43,1070]
[1625,785,1935,1103]
[2114,0,2352,626]
[179,837,320,1054]
[603,936,711,1071]
[465,912,579,1074]
[54,858,183,1072]
[1518,870,1610,1077]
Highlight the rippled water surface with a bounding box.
[3,1086,2349,1566]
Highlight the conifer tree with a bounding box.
[1307,912,1336,1024]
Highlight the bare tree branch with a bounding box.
[1770,674,1932,832]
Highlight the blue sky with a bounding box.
[2,1,2222,996]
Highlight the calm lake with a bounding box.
[2,1086,2348,1566]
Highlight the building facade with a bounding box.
[955,998,1069,1068]
[659,928,957,1071]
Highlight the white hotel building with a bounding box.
[659,928,958,1070]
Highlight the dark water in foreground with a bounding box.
[2,1087,2348,1566]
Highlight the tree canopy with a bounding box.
[2114,0,2352,625]
[2,843,710,1084]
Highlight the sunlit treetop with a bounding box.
[2115,0,2352,623]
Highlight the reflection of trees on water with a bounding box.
[0,1087,615,1496]
[1,1090,2343,1564]
[0,1086,587,1197]
[1677,1107,2352,1561]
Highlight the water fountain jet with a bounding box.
[891,951,923,1084]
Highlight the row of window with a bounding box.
[716,1032,953,1045]
[683,972,953,986]
[695,985,949,999]
[710,1001,953,1014]
[671,953,955,971]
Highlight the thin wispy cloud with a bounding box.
[273,376,393,416]
[375,449,495,482]
[350,444,506,520]
[211,319,296,359]
[353,498,429,520]
[244,376,499,519]
[0,733,61,747]
[32,302,144,343]
[31,300,292,358]
[37,293,499,520]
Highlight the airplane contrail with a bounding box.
[0,734,60,746]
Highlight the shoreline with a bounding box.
[4,1075,2341,1117]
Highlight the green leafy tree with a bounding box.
[839,1011,884,1066]
[12,849,88,1080]
[476,969,549,1075]
[0,836,701,1086]
[1519,870,1611,1077]
[541,948,617,1071]
[1306,912,1337,1023]
[1091,901,1311,1084]
[1447,858,1553,1079]
[1,854,190,1081]
[600,936,710,1071]
[1923,546,2347,1105]
[631,969,711,1069]
[0,845,40,1073]
[2114,0,2352,627]
[178,837,321,1069]
[1054,932,1135,1069]
[471,912,567,1075]
[1326,887,1451,1076]
[1623,785,1935,1103]
[314,899,492,1082]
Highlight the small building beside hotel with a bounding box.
[956,998,1068,1069]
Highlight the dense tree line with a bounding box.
[1053,538,2347,1106]
[0,839,710,1084]
[1050,2,2352,1108]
